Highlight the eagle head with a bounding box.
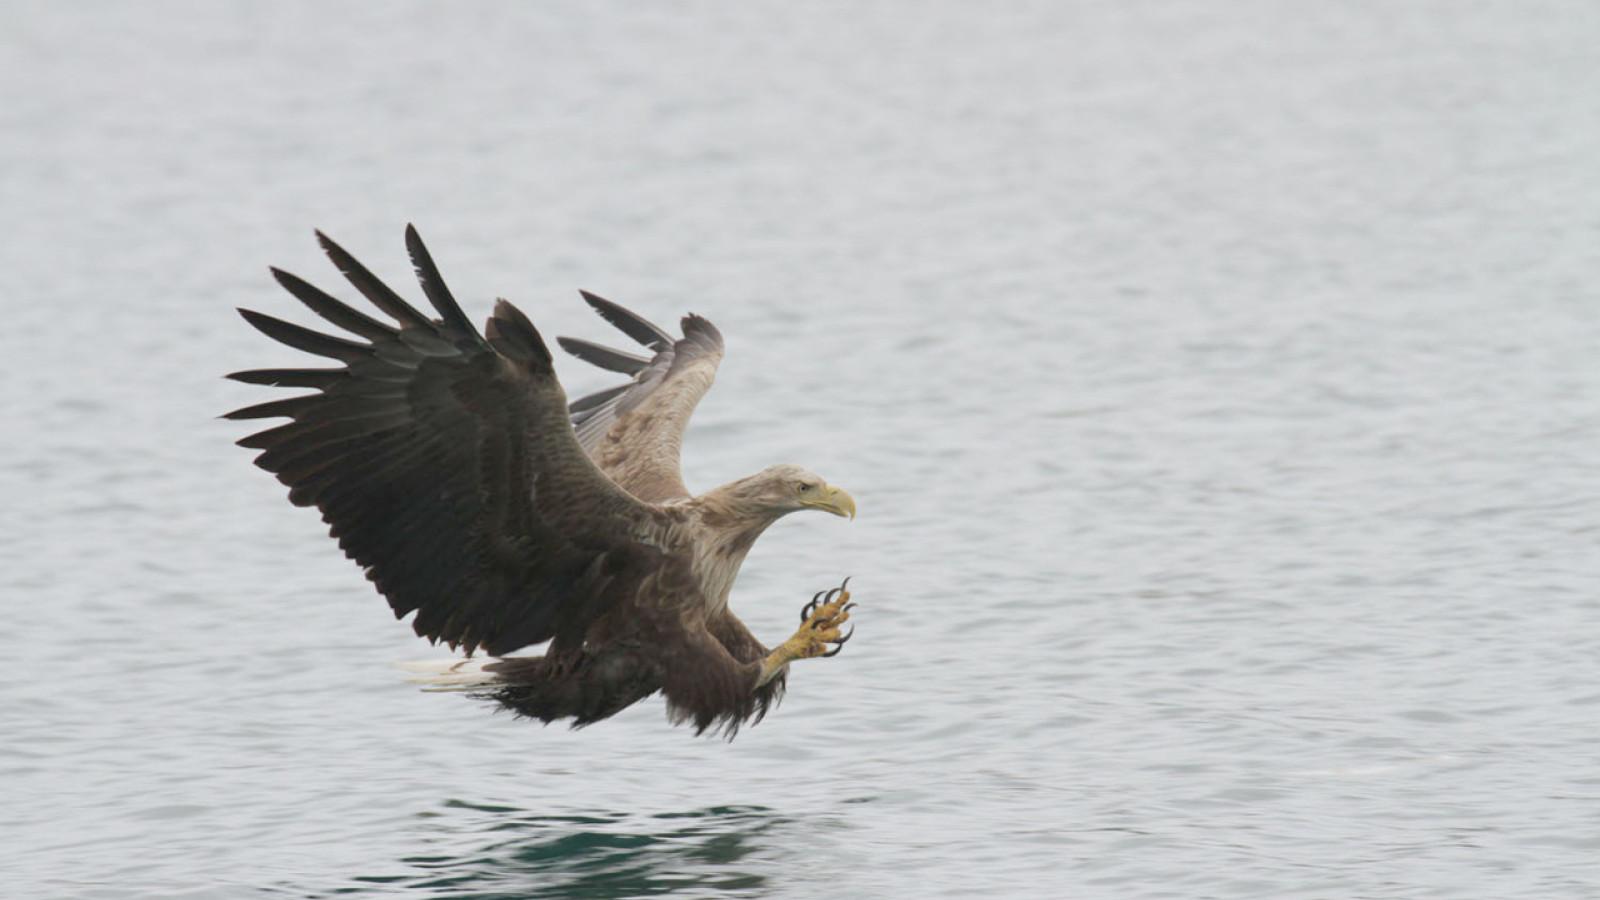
[744,463,856,520]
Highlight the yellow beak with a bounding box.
[804,484,856,520]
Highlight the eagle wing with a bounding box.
[557,294,725,503]
[226,226,670,657]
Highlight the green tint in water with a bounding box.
[344,803,789,899]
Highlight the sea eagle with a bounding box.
[226,226,857,737]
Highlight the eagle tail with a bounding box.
[395,657,501,692]
[397,654,662,726]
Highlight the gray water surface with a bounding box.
[4,2,1599,898]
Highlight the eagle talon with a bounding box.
[821,625,855,657]
[800,579,852,623]
[801,589,827,622]
[760,578,859,683]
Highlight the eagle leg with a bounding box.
[757,579,856,686]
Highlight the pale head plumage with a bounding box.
[706,464,857,523]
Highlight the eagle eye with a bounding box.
[797,482,813,494]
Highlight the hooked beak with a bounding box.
[803,484,856,520]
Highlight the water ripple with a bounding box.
[308,804,790,900]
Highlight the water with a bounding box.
[4,1,1598,897]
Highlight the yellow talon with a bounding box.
[758,579,858,685]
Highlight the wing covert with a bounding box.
[556,294,725,503]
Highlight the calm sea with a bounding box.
[4,2,1598,897]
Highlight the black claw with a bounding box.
[800,578,855,622]
[800,588,827,622]
[811,601,859,630]
[822,625,854,657]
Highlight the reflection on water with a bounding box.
[334,802,791,899]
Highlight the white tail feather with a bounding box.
[395,657,502,692]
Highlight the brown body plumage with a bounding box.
[226,226,856,737]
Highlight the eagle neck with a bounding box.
[684,490,784,614]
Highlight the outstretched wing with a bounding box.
[557,294,725,503]
[226,226,669,657]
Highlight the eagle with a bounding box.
[225,226,858,737]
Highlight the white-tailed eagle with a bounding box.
[226,226,857,737]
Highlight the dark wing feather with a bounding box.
[314,230,434,331]
[559,337,652,375]
[227,227,673,657]
[556,294,725,503]
[404,223,484,344]
[579,290,674,351]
